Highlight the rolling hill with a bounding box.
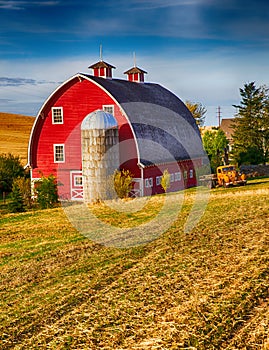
[0,112,35,165]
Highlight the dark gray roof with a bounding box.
[124,66,147,74]
[88,61,116,69]
[82,74,205,165]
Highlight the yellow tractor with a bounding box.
[215,165,247,188]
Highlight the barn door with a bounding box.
[129,178,143,197]
[70,171,83,200]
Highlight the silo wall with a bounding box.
[82,127,119,202]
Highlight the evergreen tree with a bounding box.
[8,181,25,213]
[232,82,269,165]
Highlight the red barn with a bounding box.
[28,59,205,201]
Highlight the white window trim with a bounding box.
[103,105,114,115]
[53,144,65,163]
[175,172,181,182]
[190,169,194,179]
[145,178,153,188]
[52,107,64,124]
[156,176,161,186]
[170,173,174,182]
[74,175,83,187]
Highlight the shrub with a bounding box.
[15,177,32,208]
[113,169,133,199]
[8,181,25,213]
[161,169,171,192]
[36,174,59,209]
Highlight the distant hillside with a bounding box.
[0,112,34,165]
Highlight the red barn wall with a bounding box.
[142,158,201,197]
[31,77,139,199]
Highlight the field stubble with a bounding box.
[0,179,268,349]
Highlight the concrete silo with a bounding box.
[81,110,119,203]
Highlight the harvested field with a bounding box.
[0,179,268,349]
[0,112,34,164]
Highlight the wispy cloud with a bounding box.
[0,77,57,86]
[113,0,210,10]
[0,1,59,10]
[0,98,14,103]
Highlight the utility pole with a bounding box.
[217,106,221,127]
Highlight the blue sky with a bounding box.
[0,0,269,125]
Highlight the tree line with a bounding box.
[189,81,269,172]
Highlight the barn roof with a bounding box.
[123,66,147,75]
[82,74,205,166]
[220,118,235,142]
[88,61,116,69]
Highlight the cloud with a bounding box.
[0,77,37,86]
[199,0,269,41]
[1,0,268,45]
[73,0,269,42]
[113,0,211,10]
[0,98,14,103]
[0,1,59,10]
[0,77,57,86]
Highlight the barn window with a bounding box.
[74,176,83,186]
[52,107,63,124]
[190,169,194,178]
[156,176,161,186]
[103,105,114,115]
[184,171,188,179]
[174,172,181,181]
[145,178,153,188]
[170,173,174,182]
[54,144,65,163]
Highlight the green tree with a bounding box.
[8,181,25,213]
[232,82,269,165]
[113,169,133,199]
[14,177,32,208]
[202,129,229,172]
[161,169,171,192]
[36,174,59,209]
[185,100,207,127]
[0,153,25,195]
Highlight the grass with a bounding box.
[0,112,34,164]
[0,179,269,349]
